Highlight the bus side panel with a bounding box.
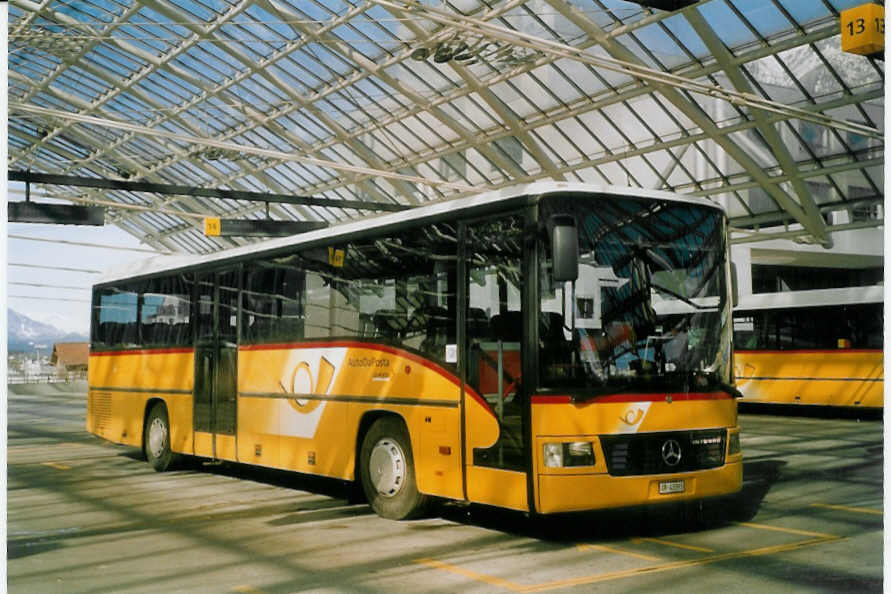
[408,404,463,500]
[238,349,289,468]
[465,467,529,511]
[735,350,883,407]
[88,351,194,452]
[237,344,464,498]
[462,392,527,510]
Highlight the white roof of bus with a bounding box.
[735,286,883,311]
[96,182,724,286]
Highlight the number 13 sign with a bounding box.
[841,3,884,57]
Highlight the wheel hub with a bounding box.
[368,438,405,497]
[148,417,168,459]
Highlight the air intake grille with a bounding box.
[600,429,726,476]
[90,391,112,435]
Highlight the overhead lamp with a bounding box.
[8,176,105,225]
[9,201,105,226]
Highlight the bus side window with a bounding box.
[139,275,191,348]
[94,285,139,349]
[243,262,305,344]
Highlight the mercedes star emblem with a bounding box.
[661,439,682,466]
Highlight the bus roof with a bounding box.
[735,286,883,311]
[96,182,724,286]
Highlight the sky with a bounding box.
[6,181,163,335]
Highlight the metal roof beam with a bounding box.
[684,8,830,246]
[9,171,410,212]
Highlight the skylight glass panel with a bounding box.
[584,45,637,89]
[696,1,758,50]
[730,0,792,39]
[826,0,877,13]
[719,130,772,169]
[814,38,882,92]
[266,62,310,96]
[305,42,354,78]
[530,63,578,107]
[630,21,691,70]
[54,70,109,103]
[742,55,809,104]
[601,102,651,147]
[286,111,330,144]
[775,0,832,27]
[286,0,340,23]
[289,47,335,87]
[128,9,181,54]
[85,46,142,78]
[215,28,268,63]
[238,74,289,107]
[173,0,218,23]
[661,12,709,61]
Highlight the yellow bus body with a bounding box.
[734,349,883,408]
[89,342,742,514]
[531,395,741,513]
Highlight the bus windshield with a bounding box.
[539,194,732,397]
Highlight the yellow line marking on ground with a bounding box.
[522,536,845,592]
[632,537,715,553]
[419,534,845,592]
[736,521,838,539]
[231,586,266,594]
[416,558,525,592]
[810,503,883,516]
[576,543,661,562]
[41,462,71,470]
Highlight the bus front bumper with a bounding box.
[536,461,742,514]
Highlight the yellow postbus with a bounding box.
[733,287,883,410]
[88,183,742,519]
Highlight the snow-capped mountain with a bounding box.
[7,309,88,352]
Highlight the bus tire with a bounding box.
[360,417,428,520]
[144,402,178,472]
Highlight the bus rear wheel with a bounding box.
[144,402,179,472]
[360,417,428,520]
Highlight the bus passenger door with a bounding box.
[462,215,530,511]
[193,270,239,460]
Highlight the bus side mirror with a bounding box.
[551,215,579,282]
[731,262,739,308]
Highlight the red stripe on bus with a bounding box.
[239,340,498,418]
[239,340,463,387]
[90,347,194,357]
[531,392,733,404]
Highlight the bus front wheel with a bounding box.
[144,403,178,472]
[360,417,428,520]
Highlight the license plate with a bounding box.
[659,480,685,494]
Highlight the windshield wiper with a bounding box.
[650,282,715,311]
[570,371,743,404]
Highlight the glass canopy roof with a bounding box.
[8,0,884,254]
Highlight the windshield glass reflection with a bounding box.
[539,194,732,397]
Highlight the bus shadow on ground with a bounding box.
[117,448,783,539]
[436,459,785,542]
[739,402,882,421]
[7,539,63,560]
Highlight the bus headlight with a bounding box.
[728,432,741,455]
[543,441,595,467]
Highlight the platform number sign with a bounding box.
[328,247,344,268]
[204,216,222,236]
[841,3,884,57]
